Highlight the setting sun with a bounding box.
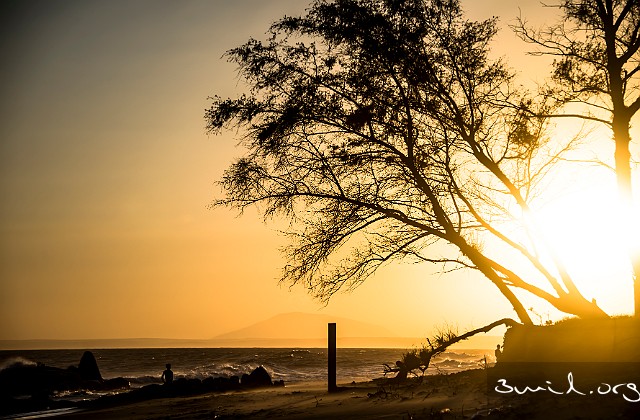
[538,188,625,276]
[523,149,639,315]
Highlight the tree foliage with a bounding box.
[207,0,608,324]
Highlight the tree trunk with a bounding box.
[636,262,640,319]
[429,318,520,355]
[461,240,608,322]
[549,292,609,319]
[456,242,534,325]
[612,114,639,318]
[612,115,633,205]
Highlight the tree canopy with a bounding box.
[207,0,608,325]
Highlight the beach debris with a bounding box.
[388,319,519,379]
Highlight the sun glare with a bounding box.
[526,174,637,313]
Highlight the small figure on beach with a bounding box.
[494,344,502,362]
[393,360,408,381]
[161,363,174,384]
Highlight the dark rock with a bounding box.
[136,383,164,398]
[200,376,241,392]
[101,377,129,390]
[202,376,215,389]
[210,376,240,391]
[240,373,250,385]
[1,354,282,417]
[169,378,202,396]
[0,351,127,402]
[241,366,272,388]
[0,362,74,397]
[78,351,102,381]
[87,374,247,409]
[250,366,272,386]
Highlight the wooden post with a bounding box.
[328,322,337,392]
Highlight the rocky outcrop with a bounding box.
[241,365,272,388]
[0,357,285,417]
[78,351,102,381]
[0,352,130,417]
[86,366,284,410]
[0,352,128,400]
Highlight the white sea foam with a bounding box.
[0,356,36,371]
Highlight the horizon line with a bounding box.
[0,336,501,351]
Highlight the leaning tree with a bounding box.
[515,0,640,316]
[207,0,607,325]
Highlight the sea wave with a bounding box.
[52,387,131,402]
[1,347,493,390]
[126,375,162,386]
[0,356,36,371]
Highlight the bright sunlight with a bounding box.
[526,163,638,314]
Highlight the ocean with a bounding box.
[0,347,493,401]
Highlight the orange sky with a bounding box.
[0,0,637,342]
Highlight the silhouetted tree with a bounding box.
[515,0,640,317]
[207,0,607,324]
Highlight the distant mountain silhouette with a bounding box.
[0,313,500,350]
[214,312,396,340]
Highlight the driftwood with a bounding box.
[428,318,519,354]
[385,318,520,378]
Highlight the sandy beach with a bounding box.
[49,368,639,420]
[54,370,489,419]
